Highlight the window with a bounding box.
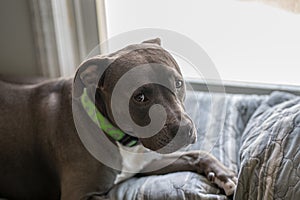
[104,0,300,86]
[30,0,101,77]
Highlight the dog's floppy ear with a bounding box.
[142,38,161,46]
[73,56,111,98]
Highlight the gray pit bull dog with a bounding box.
[0,39,237,200]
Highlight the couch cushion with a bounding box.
[236,91,300,199]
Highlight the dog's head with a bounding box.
[74,38,196,154]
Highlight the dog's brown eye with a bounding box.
[175,80,183,88]
[134,93,147,102]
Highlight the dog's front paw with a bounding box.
[207,171,237,196]
[197,153,238,196]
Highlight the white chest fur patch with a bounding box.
[114,143,162,184]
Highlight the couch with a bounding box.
[108,88,300,200]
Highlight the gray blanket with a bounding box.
[236,92,300,199]
[108,90,300,200]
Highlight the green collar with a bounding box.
[80,88,138,147]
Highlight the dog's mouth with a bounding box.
[139,126,197,154]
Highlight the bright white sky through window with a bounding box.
[105,0,300,86]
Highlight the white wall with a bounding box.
[0,0,39,76]
[105,0,300,86]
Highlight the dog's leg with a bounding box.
[59,166,116,200]
[80,193,109,200]
[86,197,108,200]
[60,183,110,200]
[139,150,237,196]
